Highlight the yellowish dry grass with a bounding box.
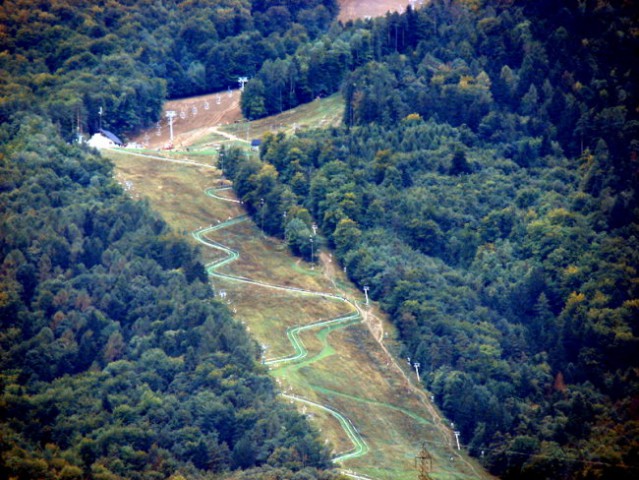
[220,93,344,140]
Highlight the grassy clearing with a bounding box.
[187,132,229,149]
[106,150,243,259]
[276,323,466,477]
[203,220,344,294]
[108,98,492,480]
[221,93,344,140]
[215,284,353,359]
[184,146,224,155]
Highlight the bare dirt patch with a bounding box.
[132,90,243,150]
[338,0,420,22]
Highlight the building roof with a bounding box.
[99,129,123,145]
[251,139,262,147]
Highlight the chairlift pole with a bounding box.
[310,236,314,270]
[166,111,176,144]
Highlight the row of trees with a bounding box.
[0,117,333,479]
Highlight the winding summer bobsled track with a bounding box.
[192,186,371,467]
[108,147,492,480]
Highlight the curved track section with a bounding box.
[282,394,369,463]
[264,312,360,366]
[192,187,371,467]
[204,186,241,203]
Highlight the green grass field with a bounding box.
[106,95,492,480]
[220,93,345,140]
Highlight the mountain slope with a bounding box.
[108,114,492,479]
[0,116,338,479]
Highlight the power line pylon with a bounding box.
[416,444,433,480]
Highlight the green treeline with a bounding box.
[0,0,338,139]
[0,119,334,478]
[227,1,639,478]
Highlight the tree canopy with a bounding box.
[2,0,638,478]
[0,120,332,480]
[0,0,339,139]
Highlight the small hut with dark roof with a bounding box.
[87,129,123,149]
[99,129,123,146]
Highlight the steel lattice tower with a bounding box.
[416,444,433,480]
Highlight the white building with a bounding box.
[87,129,123,149]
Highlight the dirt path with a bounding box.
[319,252,339,290]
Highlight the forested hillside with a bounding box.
[0,118,334,479]
[0,0,337,139]
[227,1,639,478]
[0,1,342,479]
[2,0,638,479]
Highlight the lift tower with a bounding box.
[416,444,434,480]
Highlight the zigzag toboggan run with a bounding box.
[176,177,488,479]
[108,94,492,479]
[192,188,370,468]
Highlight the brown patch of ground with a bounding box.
[319,251,338,288]
[132,90,243,149]
[338,0,423,22]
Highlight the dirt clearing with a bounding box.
[132,89,243,150]
[338,0,422,22]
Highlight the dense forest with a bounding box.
[0,118,336,479]
[0,0,338,138]
[226,1,639,478]
[0,1,342,479]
